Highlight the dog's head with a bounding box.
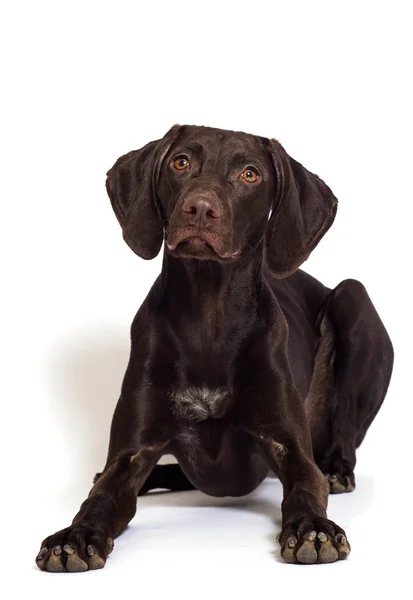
[106,125,337,278]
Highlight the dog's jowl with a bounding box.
[36,125,393,571]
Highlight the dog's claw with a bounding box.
[307,530,317,542]
[63,544,74,555]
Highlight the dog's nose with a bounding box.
[182,196,221,222]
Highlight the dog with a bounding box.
[36,125,393,571]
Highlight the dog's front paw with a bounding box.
[36,524,114,572]
[277,516,350,564]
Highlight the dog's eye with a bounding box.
[172,157,190,171]
[240,168,261,183]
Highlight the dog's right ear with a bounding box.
[106,125,181,259]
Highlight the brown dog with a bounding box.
[36,125,393,571]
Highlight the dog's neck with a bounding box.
[159,246,265,342]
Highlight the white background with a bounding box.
[1,1,411,598]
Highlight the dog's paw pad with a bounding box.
[317,532,339,563]
[296,539,318,564]
[65,551,88,572]
[46,550,65,572]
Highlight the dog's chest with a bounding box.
[169,385,232,422]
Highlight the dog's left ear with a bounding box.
[105,125,182,259]
[264,139,338,278]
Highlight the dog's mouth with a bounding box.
[171,236,220,260]
[166,235,240,261]
[179,236,211,251]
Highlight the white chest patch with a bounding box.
[169,385,230,422]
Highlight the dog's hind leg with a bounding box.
[308,279,394,494]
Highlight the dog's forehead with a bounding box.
[174,125,266,157]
